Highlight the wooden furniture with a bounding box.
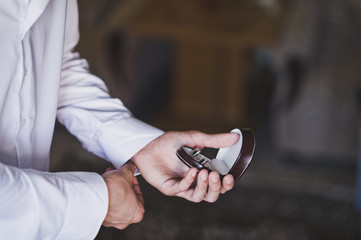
[84,0,288,130]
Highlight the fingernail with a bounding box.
[225,177,232,184]
[211,175,219,183]
[201,173,207,181]
[191,170,197,178]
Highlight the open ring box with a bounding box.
[176,129,255,182]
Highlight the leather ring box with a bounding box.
[176,129,255,182]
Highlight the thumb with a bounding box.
[182,131,240,149]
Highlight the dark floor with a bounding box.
[50,125,361,240]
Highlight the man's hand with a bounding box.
[131,131,239,203]
[102,162,144,230]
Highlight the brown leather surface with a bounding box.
[176,147,206,170]
[229,129,255,182]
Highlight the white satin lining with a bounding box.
[184,129,243,175]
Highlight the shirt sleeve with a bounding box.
[0,162,108,240]
[57,0,164,168]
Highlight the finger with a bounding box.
[190,169,209,202]
[103,220,129,229]
[176,187,195,201]
[113,223,130,230]
[163,167,197,196]
[123,161,136,173]
[105,167,115,172]
[220,174,234,194]
[132,206,145,224]
[132,176,144,204]
[181,131,239,149]
[204,171,221,202]
[176,167,198,192]
[117,162,136,182]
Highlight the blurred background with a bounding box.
[51,0,361,239]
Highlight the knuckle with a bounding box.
[180,185,189,193]
[184,131,204,144]
[103,222,111,228]
[124,212,134,225]
[117,224,129,230]
[133,207,145,223]
[160,186,174,196]
[206,198,217,203]
[193,194,205,203]
[189,130,202,136]
[190,131,204,140]
[166,191,177,197]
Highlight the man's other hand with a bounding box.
[131,131,239,203]
[102,162,144,229]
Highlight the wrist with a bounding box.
[131,150,143,169]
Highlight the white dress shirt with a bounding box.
[0,0,163,239]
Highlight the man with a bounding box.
[0,0,238,239]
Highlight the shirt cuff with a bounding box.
[98,117,164,168]
[54,171,108,240]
